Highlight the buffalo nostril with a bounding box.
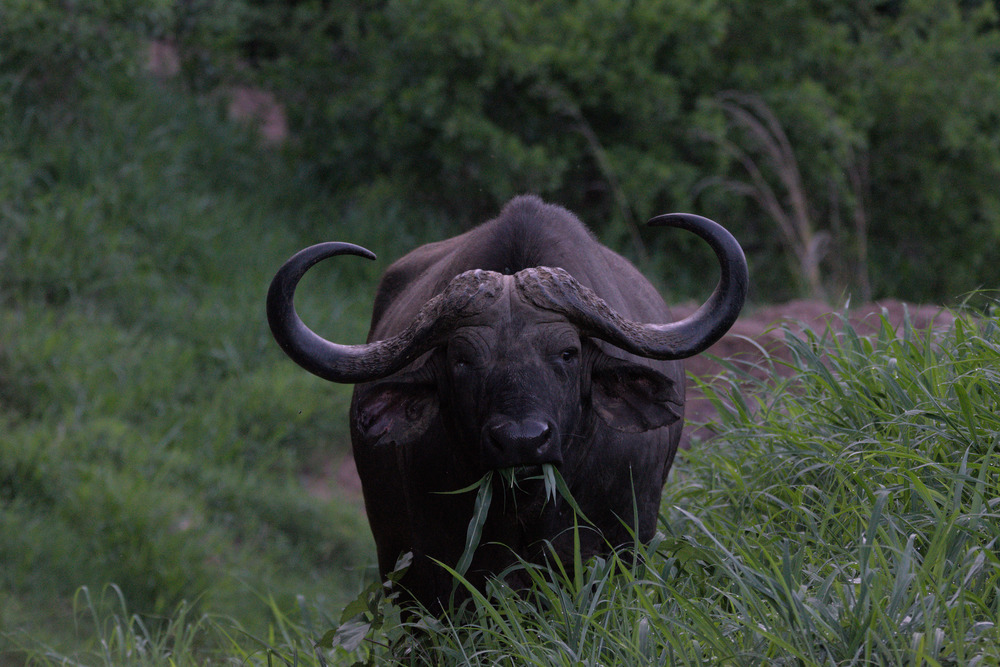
[489,419,548,449]
[484,419,559,468]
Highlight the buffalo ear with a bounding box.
[591,357,681,433]
[353,373,440,445]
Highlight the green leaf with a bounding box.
[385,551,413,584]
[542,462,558,504]
[551,465,593,526]
[338,580,380,624]
[455,471,493,576]
[329,619,372,653]
[433,478,489,495]
[315,628,338,650]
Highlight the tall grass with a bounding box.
[330,305,999,666]
[15,306,997,665]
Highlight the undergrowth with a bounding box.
[13,306,999,666]
[0,27,385,655]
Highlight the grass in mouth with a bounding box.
[455,463,569,576]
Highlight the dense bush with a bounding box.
[240,0,1000,302]
[6,0,998,300]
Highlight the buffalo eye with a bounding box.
[450,348,480,373]
[560,347,580,363]
[448,339,479,372]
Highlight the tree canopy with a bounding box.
[5,0,1000,302]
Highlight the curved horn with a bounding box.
[516,213,748,360]
[267,242,505,383]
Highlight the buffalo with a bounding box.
[267,195,748,608]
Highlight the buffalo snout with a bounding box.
[482,417,561,470]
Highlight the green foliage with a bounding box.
[252,0,729,270]
[11,0,998,303]
[0,5,377,653]
[691,1,1000,301]
[16,305,999,665]
[8,585,214,667]
[858,4,1000,299]
[236,0,1000,302]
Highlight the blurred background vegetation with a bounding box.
[2,0,999,657]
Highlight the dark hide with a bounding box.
[351,196,687,607]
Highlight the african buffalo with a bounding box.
[267,195,747,608]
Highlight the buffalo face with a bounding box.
[443,292,586,473]
[354,277,682,482]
